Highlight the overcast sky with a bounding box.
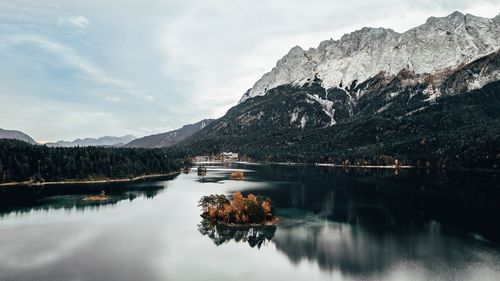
[0,0,499,142]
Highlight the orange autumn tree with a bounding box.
[198,192,277,225]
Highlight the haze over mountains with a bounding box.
[45,135,137,147]
[0,120,213,148]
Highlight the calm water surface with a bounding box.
[0,164,499,281]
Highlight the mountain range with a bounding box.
[1,119,213,148]
[124,119,213,148]
[45,135,137,147]
[241,11,500,102]
[2,11,499,170]
[177,11,500,170]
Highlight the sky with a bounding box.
[0,0,499,142]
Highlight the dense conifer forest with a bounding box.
[177,80,500,170]
[0,139,183,183]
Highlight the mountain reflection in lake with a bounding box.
[0,165,499,281]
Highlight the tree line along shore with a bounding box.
[0,139,185,185]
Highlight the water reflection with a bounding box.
[194,166,256,184]
[1,165,499,281]
[0,177,174,216]
[198,219,276,249]
[234,164,500,277]
[243,165,500,242]
[272,212,491,278]
[2,190,155,215]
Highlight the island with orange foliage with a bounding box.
[198,192,277,226]
[82,190,110,202]
[229,171,245,180]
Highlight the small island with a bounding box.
[198,192,278,226]
[82,190,110,201]
[230,171,245,180]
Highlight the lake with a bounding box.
[0,164,499,281]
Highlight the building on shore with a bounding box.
[193,152,239,163]
[195,155,210,162]
[221,152,239,162]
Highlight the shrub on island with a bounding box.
[198,192,277,226]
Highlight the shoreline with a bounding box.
[313,163,500,173]
[1,161,497,188]
[205,218,279,228]
[217,221,279,228]
[315,163,415,169]
[199,160,500,173]
[0,171,181,187]
[263,162,499,173]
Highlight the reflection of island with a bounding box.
[197,192,278,248]
[197,219,276,249]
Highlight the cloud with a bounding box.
[0,91,124,141]
[58,15,90,29]
[2,0,500,141]
[106,96,121,103]
[6,35,131,91]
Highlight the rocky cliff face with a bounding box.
[178,11,500,169]
[240,12,500,103]
[192,51,500,136]
[181,51,500,170]
[197,50,500,135]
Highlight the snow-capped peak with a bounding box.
[239,11,500,103]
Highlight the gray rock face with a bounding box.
[240,11,500,102]
[180,50,500,170]
[194,50,500,137]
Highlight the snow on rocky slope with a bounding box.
[240,11,500,103]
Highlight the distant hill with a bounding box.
[0,128,38,145]
[45,135,136,147]
[124,119,213,148]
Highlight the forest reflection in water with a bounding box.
[1,165,499,281]
[0,175,177,216]
[197,164,500,278]
[198,219,276,249]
